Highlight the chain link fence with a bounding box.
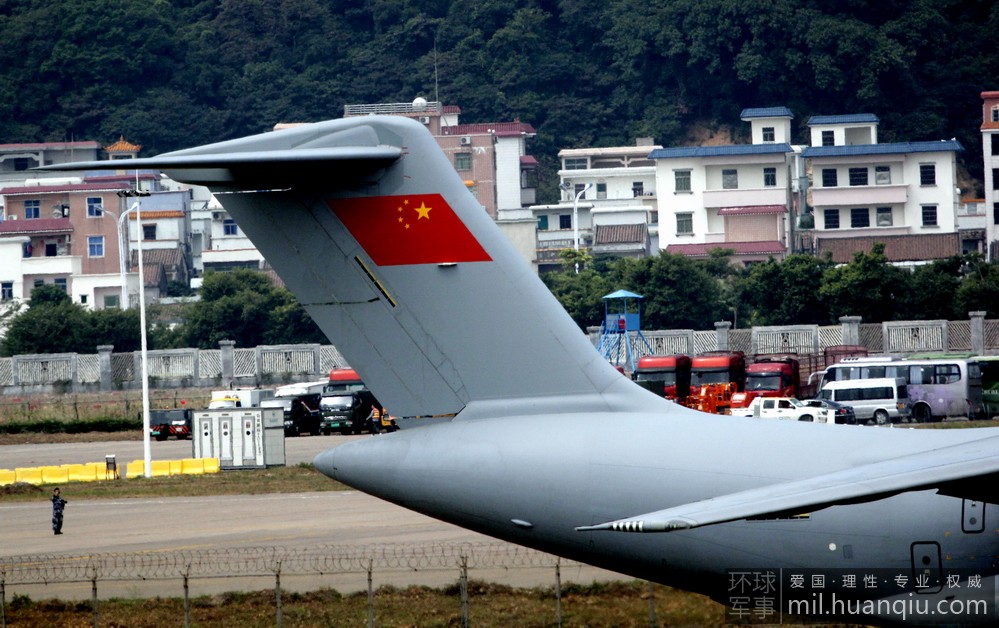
[0,543,599,627]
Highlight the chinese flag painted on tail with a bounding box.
[328,194,492,266]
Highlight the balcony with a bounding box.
[702,187,787,209]
[22,254,81,276]
[810,184,907,207]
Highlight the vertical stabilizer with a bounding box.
[45,116,640,417]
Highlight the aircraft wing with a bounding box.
[577,432,999,533]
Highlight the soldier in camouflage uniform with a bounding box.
[51,487,67,534]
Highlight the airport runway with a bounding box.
[0,436,623,599]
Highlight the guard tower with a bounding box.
[596,289,653,373]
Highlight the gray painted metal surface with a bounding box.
[53,116,999,625]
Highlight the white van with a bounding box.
[816,378,910,425]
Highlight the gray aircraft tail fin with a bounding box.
[48,116,642,417]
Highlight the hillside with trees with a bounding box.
[0,0,996,198]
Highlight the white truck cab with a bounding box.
[731,396,828,423]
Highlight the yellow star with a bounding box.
[414,202,432,220]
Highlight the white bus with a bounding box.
[814,355,983,422]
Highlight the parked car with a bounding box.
[729,396,822,422]
[802,399,857,425]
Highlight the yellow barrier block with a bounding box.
[180,458,205,475]
[41,466,70,485]
[126,460,145,478]
[66,464,99,482]
[150,460,172,477]
[0,470,16,486]
[15,468,43,485]
[169,460,183,475]
[202,458,220,474]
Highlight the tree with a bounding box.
[956,255,999,319]
[2,287,90,356]
[181,270,326,348]
[739,254,834,325]
[819,243,910,323]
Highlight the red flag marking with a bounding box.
[328,194,491,266]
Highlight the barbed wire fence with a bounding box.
[0,542,597,628]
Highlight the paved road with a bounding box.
[0,432,353,470]
[0,437,622,599]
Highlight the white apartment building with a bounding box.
[802,114,962,263]
[651,107,796,264]
[532,141,660,270]
[983,91,999,260]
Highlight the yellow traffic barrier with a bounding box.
[0,469,16,486]
[66,464,99,482]
[126,460,145,478]
[203,458,220,474]
[150,460,172,477]
[41,466,70,484]
[180,458,205,475]
[15,468,43,485]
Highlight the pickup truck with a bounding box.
[729,397,829,423]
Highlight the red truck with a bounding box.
[690,351,746,391]
[730,356,801,409]
[634,355,692,402]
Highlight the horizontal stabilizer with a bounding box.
[39,123,401,187]
[577,432,999,532]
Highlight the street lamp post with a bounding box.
[572,183,592,274]
[117,190,152,478]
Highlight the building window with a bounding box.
[454,152,472,171]
[1,282,12,301]
[33,279,44,288]
[993,106,999,122]
[596,182,607,199]
[919,163,936,186]
[22,241,32,257]
[574,183,587,199]
[87,197,103,217]
[25,199,40,219]
[763,167,777,187]
[632,181,644,196]
[564,157,587,170]
[54,277,67,293]
[921,205,937,227]
[875,165,891,185]
[521,168,538,189]
[721,169,738,190]
[674,170,691,193]
[821,169,837,187]
[850,208,870,228]
[676,213,693,235]
[824,209,840,229]
[88,235,105,257]
[559,215,572,230]
[223,219,238,236]
[80,294,87,304]
[821,130,834,146]
[142,224,156,240]
[992,134,998,156]
[848,168,868,186]
[994,169,999,190]
[104,294,120,309]
[762,127,775,142]
[876,207,893,226]
[994,202,999,225]
[537,215,548,230]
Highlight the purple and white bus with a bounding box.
[815,355,983,422]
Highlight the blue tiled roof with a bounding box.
[807,114,879,125]
[802,140,963,158]
[649,143,793,159]
[740,107,794,119]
